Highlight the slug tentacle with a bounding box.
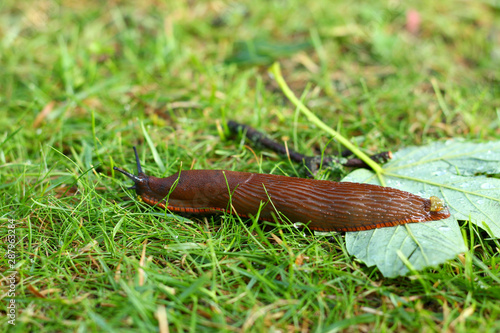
[133,146,143,174]
[115,149,451,232]
[114,167,142,184]
[114,147,153,192]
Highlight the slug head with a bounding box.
[114,147,150,193]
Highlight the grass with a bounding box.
[1,0,500,331]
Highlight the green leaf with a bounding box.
[343,140,500,277]
[346,215,463,277]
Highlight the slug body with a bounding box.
[114,148,450,232]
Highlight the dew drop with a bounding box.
[433,170,447,176]
[480,183,495,189]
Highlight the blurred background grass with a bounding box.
[1,0,500,331]
[2,0,499,151]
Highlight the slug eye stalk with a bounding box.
[132,146,143,174]
[113,167,140,189]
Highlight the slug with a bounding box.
[114,148,450,232]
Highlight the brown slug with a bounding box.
[114,148,450,232]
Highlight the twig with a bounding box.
[227,120,392,176]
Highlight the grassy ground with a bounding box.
[1,0,499,331]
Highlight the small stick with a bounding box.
[227,120,306,163]
[227,120,392,175]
